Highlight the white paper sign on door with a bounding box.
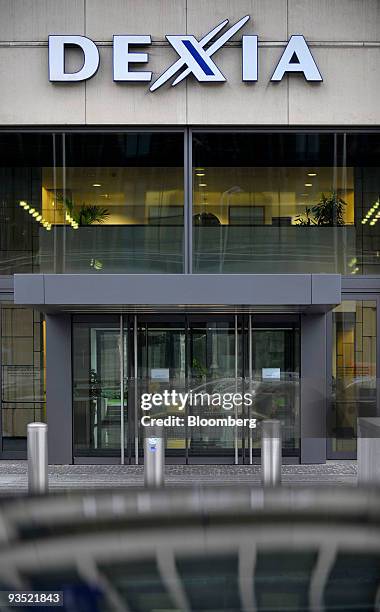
[262,368,281,380]
[151,368,170,382]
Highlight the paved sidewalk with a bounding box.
[0,461,357,493]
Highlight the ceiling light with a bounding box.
[196,172,205,177]
[199,183,207,187]
[32,211,39,217]
[36,215,42,221]
[307,172,317,177]
[305,183,312,187]
[19,200,27,207]
[370,220,376,226]
[362,219,367,224]
[195,168,204,172]
[92,183,101,187]
[28,208,35,214]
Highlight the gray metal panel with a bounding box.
[14,274,44,304]
[14,273,339,308]
[43,274,312,305]
[312,274,341,304]
[300,313,327,463]
[342,276,380,293]
[45,314,72,464]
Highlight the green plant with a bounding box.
[294,191,347,226]
[75,204,110,226]
[312,192,347,226]
[192,357,208,380]
[294,206,316,226]
[60,196,110,226]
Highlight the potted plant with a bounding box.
[295,191,347,226]
[60,196,110,226]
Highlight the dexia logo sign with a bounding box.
[48,15,322,89]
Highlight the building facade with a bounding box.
[0,0,379,464]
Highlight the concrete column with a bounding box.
[45,314,72,464]
[300,313,327,463]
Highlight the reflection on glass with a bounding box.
[72,315,301,460]
[43,133,184,273]
[2,131,380,274]
[331,300,377,455]
[138,321,187,453]
[192,132,380,274]
[0,132,184,274]
[1,305,45,452]
[72,316,127,455]
[250,326,300,454]
[189,320,242,456]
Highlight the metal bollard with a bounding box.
[261,419,282,486]
[27,422,48,494]
[144,428,165,488]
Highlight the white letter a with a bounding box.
[271,35,322,82]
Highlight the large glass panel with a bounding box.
[40,132,184,273]
[188,317,242,457]
[249,321,300,455]
[1,304,45,452]
[3,130,380,275]
[72,314,301,461]
[192,132,380,274]
[137,319,187,456]
[331,300,377,456]
[0,132,183,274]
[0,133,58,274]
[72,316,128,456]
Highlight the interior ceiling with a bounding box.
[42,166,354,209]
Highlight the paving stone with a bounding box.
[0,461,357,494]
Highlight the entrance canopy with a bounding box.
[14,274,341,313]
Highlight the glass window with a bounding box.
[0,133,57,274]
[1,304,45,452]
[0,132,184,274]
[192,132,380,274]
[3,130,380,275]
[44,132,184,273]
[331,300,377,455]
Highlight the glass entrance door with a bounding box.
[188,316,242,461]
[137,318,187,459]
[73,316,128,460]
[247,317,300,460]
[72,314,300,463]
